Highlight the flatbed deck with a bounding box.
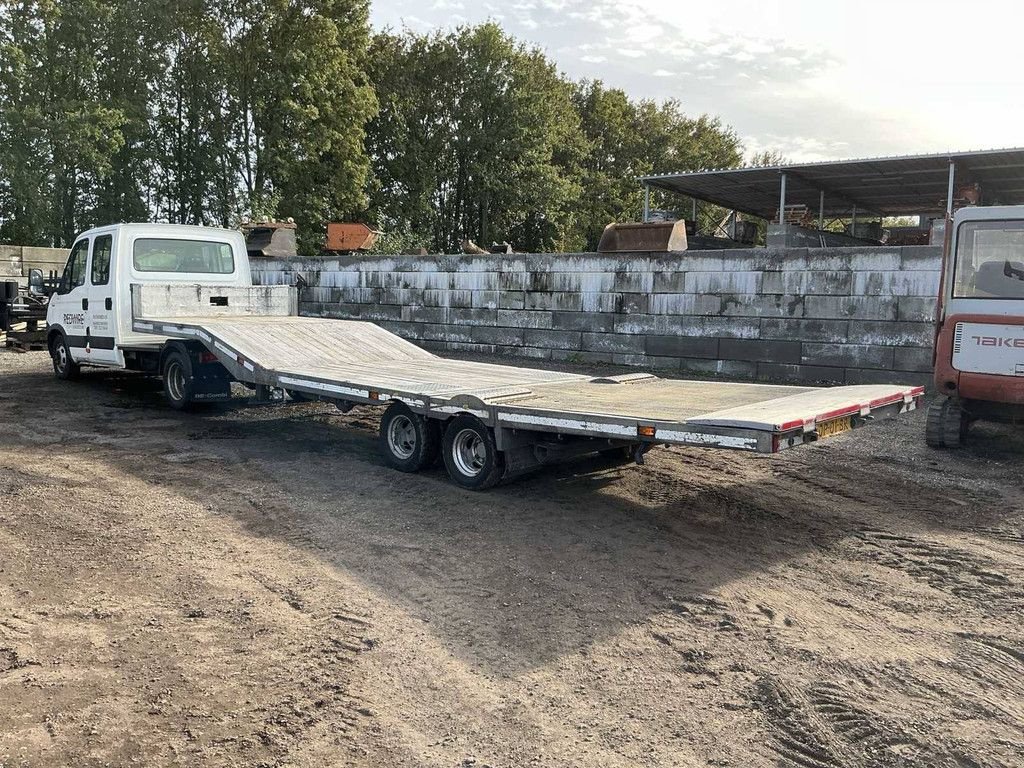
[132,285,923,456]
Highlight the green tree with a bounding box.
[366,23,584,253]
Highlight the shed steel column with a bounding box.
[643,184,650,222]
[818,190,824,229]
[946,161,956,215]
[778,172,787,223]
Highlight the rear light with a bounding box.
[637,425,656,437]
[200,351,218,364]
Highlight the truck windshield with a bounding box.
[953,220,1024,299]
[133,238,234,274]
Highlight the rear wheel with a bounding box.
[442,415,505,490]
[379,402,441,472]
[50,333,80,381]
[925,396,968,449]
[162,349,195,411]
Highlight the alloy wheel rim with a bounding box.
[387,415,417,459]
[452,428,486,477]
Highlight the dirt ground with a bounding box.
[1,348,1022,768]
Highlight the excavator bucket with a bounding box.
[597,221,688,253]
[325,223,380,252]
[242,220,298,259]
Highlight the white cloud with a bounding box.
[652,69,674,77]
[580,54,606,63]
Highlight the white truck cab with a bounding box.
[46,223,250,373]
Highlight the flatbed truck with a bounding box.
[45,223,924,489]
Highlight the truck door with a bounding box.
[84,233,120,365]
[51,237,91,362]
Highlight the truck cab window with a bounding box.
[954,220,1024,299]
[132,238,234,274]
[59,239,90,294]
[91,234,113,285]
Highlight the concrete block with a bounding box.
[525,291,583,312]
[421,323,473,343]
[449,289,474,308]
[582,332,646,355]
[677,358,758,379]
[802,343,894,370]
[720,293,805,318]
[359,304,403,321]
[451,272,498,291]
[612,353,649,367]
[613,314,662,335]
[616,293,648,314]
[655,253,725,272]
[551,311,614,333]
[844,248,903,272]
[760,318,849,343]
[803,295,898,320]
[652,271,687,293]
[645,335,720,359]
[762,270,853,296]
[648,293,722,315]
[498,291,526,310]
[497,309,552,329]
[661,315,760,339]
[494,345,552,361]
[528,272,553,292]
[420,289,448,307]
[499,272,528,291]
[446,341,495,356]
[550,349,613,365]
[684,270,761,294]
[471,290,499,309]
[580,292,620,313]
[613,271,654,293]
[720,337,801,364]
[448,307,497,326]
[756,362,845,384]
[896,296,938,322]
[845,368,931,387]
[853,270,940,297]
[899,246,942,271]
[471,325,525,346]
[894,346,935,372]
[847,320,934,347]
[322,305,361,320]
[551,272,615,292]
[402,306,447,324]
[750,247,809,271]
[524,328,583,350]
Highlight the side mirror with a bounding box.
[28,268,45,296]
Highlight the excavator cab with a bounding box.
[928,206,1024,447]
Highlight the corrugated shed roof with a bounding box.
[640,147,1024,218]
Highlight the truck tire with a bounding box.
[50,332,80,381]
[162,349,196,411]
[379,402,441,472]
[925,397,967,449]
[442,415,505,490]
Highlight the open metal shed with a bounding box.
[640,147,1024,225]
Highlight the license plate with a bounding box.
[817,415,852,439]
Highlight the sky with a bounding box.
[369,0,1023,165]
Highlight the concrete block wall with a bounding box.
[251,245,942,386]
[0,245,69,285]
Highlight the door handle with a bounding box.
[82,298,88,310]
[105,297,112,311]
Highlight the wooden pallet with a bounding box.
[2,328,47,352]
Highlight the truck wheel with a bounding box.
[442,415,505,490]
[925,397,967,449]
[50,333,80,381]
[162,349,195,411]
[379,402,440,472]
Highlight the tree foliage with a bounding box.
[0,7,759,253]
